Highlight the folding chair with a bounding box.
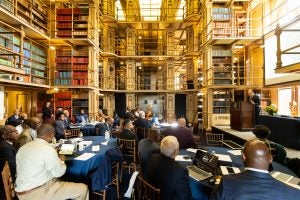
[1,161,15,200]
[206,133,224,147]
[134,175,160,200]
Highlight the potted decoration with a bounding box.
[264,104,278,116]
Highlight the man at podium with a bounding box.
[248,89,261,125]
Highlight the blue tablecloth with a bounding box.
[179,147,297,200]
[69,125,97,136]
[64,136,117,182]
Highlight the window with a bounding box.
[278,88,292,115]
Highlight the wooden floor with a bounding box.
[213,125,300,159]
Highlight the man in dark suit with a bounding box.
[133,111,149,140]
[248,89,261,125]
[217,139,300,200]
[164,118,197,149]
[147,136,192,200]
[54,112,66,140]
[75,109,88,123]
[0,125,18,199]
[119,119,137,141]
[96,117,114,136]
[63,109,71,128]
[6,109,22,127]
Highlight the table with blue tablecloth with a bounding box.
[69,124,99,136]
[178,147,297,200]
[63,136,118,186]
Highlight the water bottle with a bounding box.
[105,130,110,141]
[52,137,56,144]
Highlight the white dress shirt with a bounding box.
[15,138,66,192]
[244,167,269,174]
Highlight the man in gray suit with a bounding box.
[217,139,300,200]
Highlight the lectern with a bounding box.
[230,102,254,131]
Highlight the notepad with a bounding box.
[227,150,242,156]
[92,145,100,152]
[175,155,192,162]
[75,153,96,161]
[101,140,109,145]
[215,154,232,162]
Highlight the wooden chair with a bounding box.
[134,127,147,140]
[64,129,80,139]
[134,176,160,200]
[1,161,15,200]
[118,138,137,182]
[93,162,120,200]
[206,133,224,147]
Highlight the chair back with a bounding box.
[134,176,160,200]
[134,127,147,140]
[206,133,224,147]
[118,138,136,164]
[65,129,80,138]
[1,161,15,200]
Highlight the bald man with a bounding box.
[147,136,192,200]
[164,118,197,149]
[217,139,300,200]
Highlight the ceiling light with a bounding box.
[54,88,59,91]
[159,36,162,39]
[138,36,142,39]
[50,46,55,50]
[158,66,162,69]
[139,66,142,70]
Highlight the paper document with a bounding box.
[70,138,83,143]
[124,171,139,198]
[175,155,192,162]
[101,140,108,145]
[75,153,96,161]
[186,148,198,153]
[78,141,92,147]
[227,150,242,156]
[59,144,75,155]
[220,166,241,175]
[215,154,232,162]
[92,145,100,152]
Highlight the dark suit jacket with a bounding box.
[6,115,22,127]
[119,129,137,141]
[64,117,71,128]
[165,126,197,149]
[42,106,52,119]
[54,120,65,140]
[0,140,16,197]
[217,170,300,200]
[133,118,149,128]
[96,123,112,136]
[138,139,160,176]
[147,153,192,200]
[75,114,88,123]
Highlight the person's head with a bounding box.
[28,117,41,130]
[20,112,28,120]
[160,136,179,159]
[123,119,133,130]
[37,124,55,143]
[106,117,114,126]
[80,109,85,114]
[46,102,51,107]
[98,109,103,115]
[13,109,20,116]
[177,118,186,127]
[0,125,18,142]
[242,139,272,170]
[139,111,145,118]
[22,119,30,129]
[63,110,69,118]
[248,89,254,97]
[57,112,65,121]
[148,129,158,141]
[252,125,271,140]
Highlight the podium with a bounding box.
[230,102,254,131]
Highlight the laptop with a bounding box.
[187,150,218,181]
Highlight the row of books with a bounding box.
[31,69,45,77]
[213,93,231,98]
[56,8,89,15]
[212,8,231,14]
[72,100,88,107]
[55,72,72,78]
[0,0,14,13]
[56,57,88,63]
[213,108,230,114]
[56,92,72,99]
[32,77,46,84]
[214,73,232,79]
[73,72,88,79]
[213,101,231,106]
[212,49,231,57]
[55,100,72,108]
[214,80,232,85]
[56,31,88,37]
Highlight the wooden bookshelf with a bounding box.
[212,7,232,37]
[213,90,231,114]
[212,47,233,85]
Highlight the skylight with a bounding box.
[140,0,162,21]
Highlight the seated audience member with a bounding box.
[138,129,160,176]
[217,139,300,200]
[133,111,150,140]
[96,116,114,136]
[54,112,66,140]
[119,119,137,141]
[6,109,22,127]
[253,125,271,141]
[147,136,192,200]
[42,101,53,124]
[63,109,71,128]
[0,125,18,199]
[15,124,89,200]
[15,113,28,134]
[96,109,105,123]
[75,109,88,123]
[113,111,120,128]
[15,117,41,150]
[164,118,197,149]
